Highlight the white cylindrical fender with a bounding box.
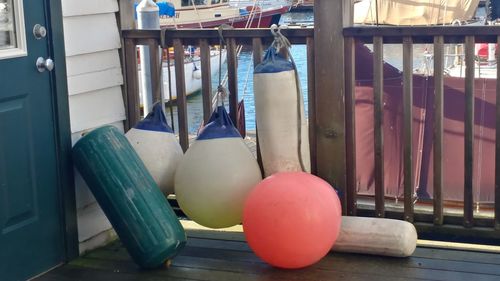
[175,106,262,229]
[126,103,183,195]
[332,216,417,257]
[254,47,310,177]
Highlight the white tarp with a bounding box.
[354,0,480,25]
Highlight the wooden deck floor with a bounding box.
[36,232,500,281]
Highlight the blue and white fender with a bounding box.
[253,47,311,177]
[125,103,183,195]
[174,106,262,229]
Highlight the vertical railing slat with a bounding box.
[373,36,385,218]
[200,39,212,124]
[227,38,239,127]
[307,36,318,175]
[148,39,162,105]
[344,36,357,216]
[496,35,500,229]
[173,39,189,152]
[403,36,414,222]
[433,35,444,225]
[252,37,264,175]
[464,35,475,228]
[124,38,140,129]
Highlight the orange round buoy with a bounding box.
[243,172,342,269]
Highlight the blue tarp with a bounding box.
[158,2,176,17]
[134,1,176,18]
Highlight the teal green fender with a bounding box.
[73,125,186,268]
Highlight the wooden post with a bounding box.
[373,36,384,218]
[433,36,444,226]
[344,36,357,216]
[403,36,414,222]
[496,35,500,229]
[124,38,140,128]
[174,39,190,152]
[118,0,136,30]
[314,0,353,214]
[200,39,212,124]
[464,36,475,228]
[227,38,239,127]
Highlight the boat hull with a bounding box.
[139,50,227,102]
[160,6,289,28]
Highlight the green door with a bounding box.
[0,0,65,280]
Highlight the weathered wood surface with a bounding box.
[403,36,414,222]
[464,36,475,228]
[36,236,500,281]
[433,35,444,226]
[373,36,385,218]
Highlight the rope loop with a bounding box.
[270,24,291,52]
[216,85,228,107]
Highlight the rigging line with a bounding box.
[191,0,204,28]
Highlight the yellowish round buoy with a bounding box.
[175,106,262,228]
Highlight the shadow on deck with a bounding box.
[36,225,500,281]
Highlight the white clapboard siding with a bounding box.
[63,0,118,17]
[69,87,126,133]
[68,68,123,95]
[71,121,124,147]
[62,0,126,250]
[77,202,113,242]
[66,50,121,76]
[63,14,121,56]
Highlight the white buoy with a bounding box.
[175,106,262,229]
[332,217,418,257]
[254,44,311,177]
[126,103,183,195]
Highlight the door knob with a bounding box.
[36,57,54,72]
[33,24,47,39]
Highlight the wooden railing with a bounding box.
[342,26,500,243]
[121,28,315,153]
[122,24,500,243]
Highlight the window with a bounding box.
[181,0,208,6]
[211,0,221,4]
[0,0,26,59]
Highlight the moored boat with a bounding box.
[139,48,227,102]
[158,0,290,28]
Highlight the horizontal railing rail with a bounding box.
[344,26,500,43]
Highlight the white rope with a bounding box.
[191,0,204,28]
[270,24,291,51]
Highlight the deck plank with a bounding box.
[36,237,500,281]
[36,265,196,281]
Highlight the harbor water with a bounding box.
[165,9,484,134]
[165,12,312,134]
